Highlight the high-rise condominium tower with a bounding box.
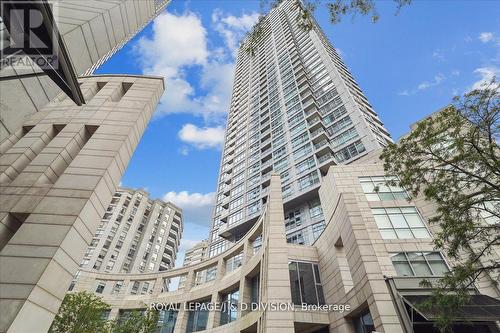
[77,188,183,276]
[208,0,392,256]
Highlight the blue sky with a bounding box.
[96,0,500,264]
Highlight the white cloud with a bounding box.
[178,124,225,149]
[179,239,204,252]
[179,146,190,156]
[470,66,500,90]
[418,73,445,90]
[137,12,208,72]
[163,191,215,226]
[134,11,238,123]
[212,9,260,57]
[399,73,446,96]
[479,32,494,43]
[432,49,445,61]
[133,9,260,125]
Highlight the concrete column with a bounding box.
[108,307,120,321]
[242,239,253,264]
[152,277,164,296]
[184,270,196,291]
[173,302,189,333]
[215,257,226,281]
[207,292,221,329]
[239,276,253,318]
[261,174,295,332]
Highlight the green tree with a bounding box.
[49,291,111,333]
[380,79,500,331]
[50,292,159,333]
[112,308,159,333]
[245,0,412,55]
[260,0,411,25]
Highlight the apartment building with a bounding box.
[76,188,182,277]
[208,0,392,257]
[183,240,208,267]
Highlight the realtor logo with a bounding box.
[1,1,59,69]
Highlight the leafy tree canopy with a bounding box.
[50,291,160,333]
[49,291,111,333]
[244,0,412,55]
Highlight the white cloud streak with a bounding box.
[479,32,494,43]
[212,9,260,57]
[163,191,215,226]
[178,124,225,149]
[398,73,446,96]
[470,66,500,91]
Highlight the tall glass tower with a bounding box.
[208,0,392,257]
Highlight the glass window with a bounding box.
[353,310,375,333]
[372,207,430,239]
[186,300,210,332]
[309,200,323,218]
[226,252,243,272]
[156,308,178,333]
[287,229,305,245]
[285,209,301,231]
[228,210,243,226]
[220,289,239,325]
[331,127,359,148]
[334,140,365,163]
[298,171,319,191]
[130,281,140,294]
[95,282,105,294]
[229,197,244,211]
[112,281,123,294]
[312,221,326,239]
[288,261,325,305]
[250,275,260,306]
[390,252,449,277]
[359,176,409,201]
[296,156,315,175]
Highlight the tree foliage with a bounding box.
[259,0,411,26]
[325,0,411,24]
[50,291,159,333]
[49,291,112,333]
[380,79,500,331]
[112,309,159,333]
[246,0,412,55]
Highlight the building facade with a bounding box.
[71,168,500,333]
[76,188,182,277]
[208,0,392,257]
[0,0,171,141]
[183,240,208,267]
[0,74,165,333]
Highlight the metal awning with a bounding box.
[402,294,500,322]
[1,0,84,105]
